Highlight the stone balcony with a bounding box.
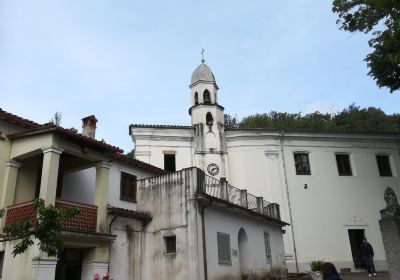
[5,200,98,233]
[197,170,281,221]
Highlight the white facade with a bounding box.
[130,61,400,273]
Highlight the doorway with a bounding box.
[55,248,83,280]
[238,228,250,273]
[348,229,365,269]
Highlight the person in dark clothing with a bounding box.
[359,238,376,277]
[321,262,341,280]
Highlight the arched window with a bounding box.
[206,112,213,125]
[203,90,211,104]
[194,92,199,105]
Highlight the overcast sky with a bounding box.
[1,1,400,153]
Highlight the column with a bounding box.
[240,189,248,208]
[40,146,63,205]
[256,197,264,214]
[0,160,22,226]
[219,177,228,200]
[95,162,110,233]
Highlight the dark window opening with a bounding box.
[376,155,392,177]
[348,229,365,269]
[56,172,64,198]
[55,248,82,280]
[194,92,199,105]
[164,154,176,172]
[35,166,42,198]
[206,112,214,125]
[120,172,137,202]
[336,154,352,176]
[204,90,211,104]
[294,153,311,175]
[164,235,176,254]
[0,251,4,278]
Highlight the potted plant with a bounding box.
[308,260,323,280]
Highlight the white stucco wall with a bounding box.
[132,126,400,273]
[204,206,285,280]
[109,216,144,280]
[225,130,400,272]
[61,161,156,209]
[131,127,194,171]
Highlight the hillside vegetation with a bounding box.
[224,104,400,133]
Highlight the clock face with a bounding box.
[207,163,220,176]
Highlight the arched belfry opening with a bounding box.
[203,90,211,104]
[194,92,199,105]
[238,228,250,273]
[206,112,213,125]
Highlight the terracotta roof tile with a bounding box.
[112,154,168,175]
[8,124,123,154]
[0,108,42,129]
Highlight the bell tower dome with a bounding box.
[189,55,228,179]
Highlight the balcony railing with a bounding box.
[197,171,281,221]
[5,200,98,233]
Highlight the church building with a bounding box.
[130,59,400,273]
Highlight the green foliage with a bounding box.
[310,260,324,272]
[3,198,79,257]
[224,113,240,129]
[225,104,400,133]
[332,0,400,93]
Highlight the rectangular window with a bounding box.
[264,232,272,264]
[120,172,137,202]
[164,235,176,254]
[336,154,352,176]
[376,155,392,177]
[294,153,311,175]
[164,154,176,172]
[217,232,232,265]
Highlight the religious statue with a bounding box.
[381,187,400,219]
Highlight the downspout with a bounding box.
[279,129,299,273]
[107,214,118,273]
[200,200,212,280]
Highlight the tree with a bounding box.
[224,114,240,129]
[0,199,79,257]
[49,112,62,126]
[332,0,400,93]
[228,104,400,133]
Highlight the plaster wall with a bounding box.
[204,206,285,280]
[225,131,400,272]
[0,121,27,205]
[132,127,194,171]
[14,156,40,203]
[2,240,44,280]
[61,162,155,208]
[136,170,204,280]
[108,216,144,280]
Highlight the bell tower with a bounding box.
[189,55,228,179]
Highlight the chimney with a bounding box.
[82,115,98,139]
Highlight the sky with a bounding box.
[1,1,400,153]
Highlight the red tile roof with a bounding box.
[108,206,152,222]
[8,124,124,154]
[111,154,168,175]
[0,108,42,129]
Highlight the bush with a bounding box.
[214,266,287,280]
[310,260,324,272]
